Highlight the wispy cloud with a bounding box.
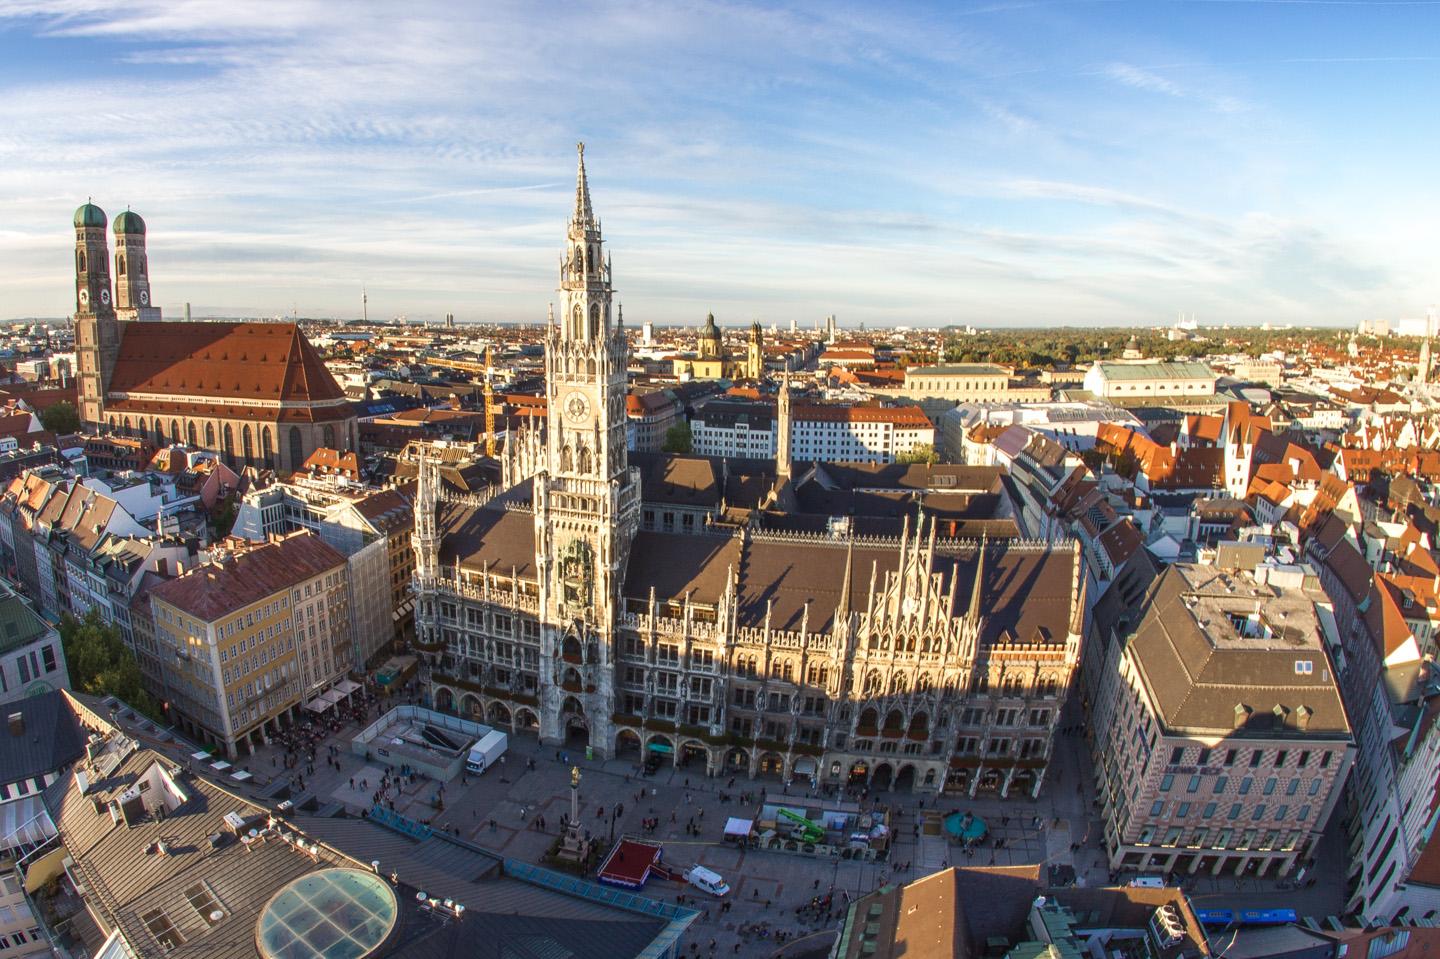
[0,0,1432,325]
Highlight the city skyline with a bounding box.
[1,1,1437,327]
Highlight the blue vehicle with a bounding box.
[1197,908,1298,928]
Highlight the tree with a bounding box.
[39,401,80,434]
[59,610,160,720]
[663,422,693,455]
[896,443,938,465]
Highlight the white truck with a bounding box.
[465,730,508,774]
[684,865,730,898]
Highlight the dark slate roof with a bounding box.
[630,452,721,508]
[439,503,538,578]
[626,531,1077,641]
[1124,565,1350,738]
[0,690,85,787]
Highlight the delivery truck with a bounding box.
[465,730,508,774]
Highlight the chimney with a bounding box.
[155,558,168,577]
[8,712,23,737]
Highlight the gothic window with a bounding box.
[578,446,592,474]
[574,246,584,275]
[170,420,179,445]
[862,670,881,696]
[117,254,126,276]
[561,445,573,472]
[107,416,115,432]
[154,420,165,445]
[242,425,254,465]
[891,673,908,695]
[587,359,595,376]
[205,423,216,448]
[857,707,878,731]
[138,255,145,276]
[590,303,600,338]
[571,304,583,339]
[323,425,335,449]
[288,426,303,468]
[916,673,932,693]
[77,251,86,273]
[223,424,234,457]
[262,427,274,467]
[187,422,197,446]
[883,709,904,733]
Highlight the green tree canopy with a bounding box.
[896,443,938,465]
[59,610,160,720]
[663,422,693,454]
[39,401,80,434]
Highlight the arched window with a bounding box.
[891,673,908,695]
[77,251,86,273]
[187,422,197,446]
[222,424,234,458]
[205,422,216,448]
[323,425,335,449]
[155,420,166,445]
[262,427,274,467]
[170,420,179,445]
[117,254,126,276]
[137,255,145,276]
[578,447,592,474]
[574,246,584,276]
[589,303,600,338]
[862,670,881,696]
[288,426,303,470]
[571,304,583,339]
[242,425,253,465]
[561,445,573,472]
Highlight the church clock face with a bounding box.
[565,391,590,423]
[139,290,149,305]
[78,289,89,305]
[99,288,110,305]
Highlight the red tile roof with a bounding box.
[109,322,346,405]
[151,533,345,621]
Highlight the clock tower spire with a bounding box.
[533,144,639,749]
[73,201,120,431]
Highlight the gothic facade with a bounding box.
[412,147,1083,796]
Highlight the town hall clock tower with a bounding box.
[533,144,640,749]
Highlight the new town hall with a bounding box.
[413,146,1083,796]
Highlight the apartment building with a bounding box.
[0,583,67,705]
[690,400,935,465]
[149,533,350,757]
[1087,563,1352,879]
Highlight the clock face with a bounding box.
[78,288,90,305]
[99,288,110,305]
[139,290,149,305]
[565,391,590,422]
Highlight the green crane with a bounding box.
[776,808,824,842]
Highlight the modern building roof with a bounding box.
[47,727,684,959]
[151,533,346,621]
[0,584,53,656]
[906,364,1009,377]
[1092,361,1214,381]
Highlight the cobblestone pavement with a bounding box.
[173,689,1347,957]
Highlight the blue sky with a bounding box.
[0,0,1436,327]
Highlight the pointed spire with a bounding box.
[968,534,988,625]
[573,141,594,229]
[839,533,855,619]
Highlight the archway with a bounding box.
[847,761,870,786]
[561,696,588,747]
[679,740,708,769]
[725,748,750,772]
[615,729,642,758]
[460,693,482,721]
[793,757,818,783]
[513,707,540,734]
[486,701,512,728]
[882,710,904,736]
[872,763,895,790]
[895,765,917,791]
[434,687,455,713]
[945,769,970,795]
[757,751,785,780]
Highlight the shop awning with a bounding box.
[335,679,361,698]
[304,697,331,713]
[647,742,673,754]
[723,817,753,838]
[190,750,211,762]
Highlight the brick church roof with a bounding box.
[107,322,347,405]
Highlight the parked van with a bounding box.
[684,865,730,898]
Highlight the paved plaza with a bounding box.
[158,688,1348,957]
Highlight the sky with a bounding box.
[0,1,1437,328]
